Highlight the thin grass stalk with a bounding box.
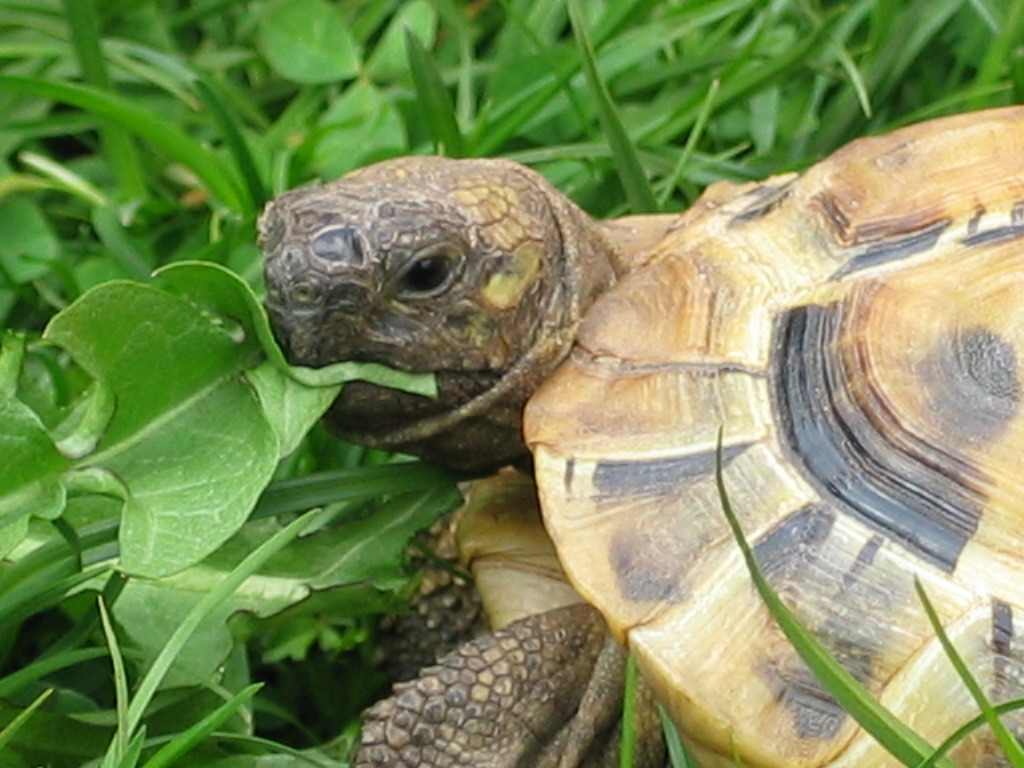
[61,0,147,203]
[568,0,658,213]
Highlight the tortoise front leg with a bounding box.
[356,470,666,767]
[355,602,666,768]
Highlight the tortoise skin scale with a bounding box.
[261,106,1024,767]
[525,107,1024,766]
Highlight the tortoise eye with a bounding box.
[397,251,459,297]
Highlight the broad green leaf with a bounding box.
[0,398,68,526]
[366,0,438,82]
[310,81,407,179]
[153,261,436,398]
[257,0,360,84]
[153,262,340,453]
[113,383,277,575]
[0,700,112,765]
[45,281,258,445]
[245,363,339,458]
[0,517,28,560]
[122,512,316,739]
[0,197,59,283]
[112,580,238,688]
[298,483,460,589]
[115,481,458,684]
[151,262,266,356]
[44,281,277,576]
[51,380,116,459]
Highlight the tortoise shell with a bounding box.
[524,106,1024,766]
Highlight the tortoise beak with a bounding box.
[265,303,325,367]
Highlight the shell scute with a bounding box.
[526,106,1024,767]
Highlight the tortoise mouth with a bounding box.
[317,318,578,474]
[325,369,526,474]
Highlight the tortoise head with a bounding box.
[259,156,617,473]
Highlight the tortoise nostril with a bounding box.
[288,280,322,308]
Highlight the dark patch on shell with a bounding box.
[992,599,1016,703]
[919,326,1020,445]
[592,444,750,500]
[842,533,883,590]
[771,302,985,571]
[728,179,797,225]
[962,224,1024,247]
[758,657,849,741]
[753,506,897,742]
[829,220,949,279]
[987,599,1024,755]
[753,504,836,579]
[993,599,1015,658]
[962,199,1024,246]
[812,192,852,243]
[610,526,688,603]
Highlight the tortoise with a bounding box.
[259,106,1024,767]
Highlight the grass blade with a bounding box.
[659,705,699,768]
[0,648,109,699]
[658,78,720,207]
[99,595,131,764]
[253,463,453,519]
[140,684,262,768]
[122,511,316,738]
[919,699,1024,768]
[0,688,53,752]
[647,11,839,149]
[913,579,1024,766]
[966,0,1024,112]
[0,332,25,398]
[194,75,266,213]
[404,28,465,157]
[620,652,639,768]
[0,75,247,213]
[713,431,958,768]
[567,0,658,213]
[107,730,146,768]
[61,0,147,203]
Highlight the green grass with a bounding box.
[0,1,1020,767]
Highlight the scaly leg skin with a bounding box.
[354,602,666,768]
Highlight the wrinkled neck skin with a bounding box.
[260,157,645,476]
